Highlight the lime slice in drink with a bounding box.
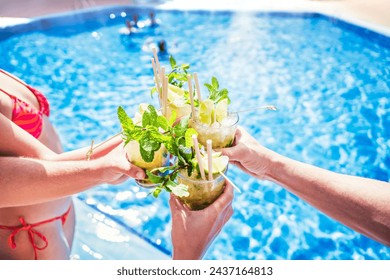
[167,84,186,109]
[215,99,228,122]
[168,84,185,96]
[202,155,229,175]
[133,112,142,125]
[199,99,215,125]
[139,103,150,115]
[167,90,181,103]
[212,151,222,158]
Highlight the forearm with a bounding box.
[0,157,109,207]
[1,112,122,161]
[53,134,123,161]
[266,154,390,246]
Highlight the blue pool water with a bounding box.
[1,7,389,260]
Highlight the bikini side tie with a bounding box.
[0,205,71,260]
[8,217,49,260]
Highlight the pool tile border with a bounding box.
[0,5,389,48]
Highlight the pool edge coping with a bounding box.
[74,196,172,259]
[1,3,390,38]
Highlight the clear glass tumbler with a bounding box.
[176,170,226,210]
[125,141,169,188]
[189,112,239,149]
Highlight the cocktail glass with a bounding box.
[189,112,239,149]
[176,169,226,211]
[125,140,169,188]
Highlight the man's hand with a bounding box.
[170,183,234,260]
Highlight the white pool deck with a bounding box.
[71,198,170,260]
[0,0,389,260]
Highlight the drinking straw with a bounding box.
[187,75,196,120]
[160,66,165,92]
[162,76,168,117]
[151,58,161,98]
[218,170,242,193]
[235,105,277,113]
[206,139,213,181]
[200,149,242,193]
[152,47,162,75]
[160,66,166,109]
[192,135,206,180]
[193,72,202,102]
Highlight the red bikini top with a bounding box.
[0,69,50,139]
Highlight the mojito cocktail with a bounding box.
[125,141,169,188]
[177,170,226,210]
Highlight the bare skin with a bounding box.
[223,127,390,247]
[0,70,144,259]
[170,183,234,260]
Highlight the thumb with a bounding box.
[169,194,187,212]
[169,194,177,211]
[222,146,241,161]
[221,128,243,161]
[233,127,243,145]
[124,163,145,180]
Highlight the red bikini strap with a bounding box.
[0,69,28,86]
[60,205,72,225]
[7,217,49,260]
[0,88,16,99]
[0,205,72,260]
[0,69,28,99]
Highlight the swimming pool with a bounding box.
[1,6,389,260]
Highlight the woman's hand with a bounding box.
[98,143,145,185]
[170,183,234,260]
[222,127,276,180]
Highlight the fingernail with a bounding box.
[136,171,145,179]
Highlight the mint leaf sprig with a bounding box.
[150,55,193,104]
[167,56,197,106]
[118,105,171,162]
[204,76,230,104]
[167,56,190,88]
[117,105,200,198]
[147,117,200,198]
